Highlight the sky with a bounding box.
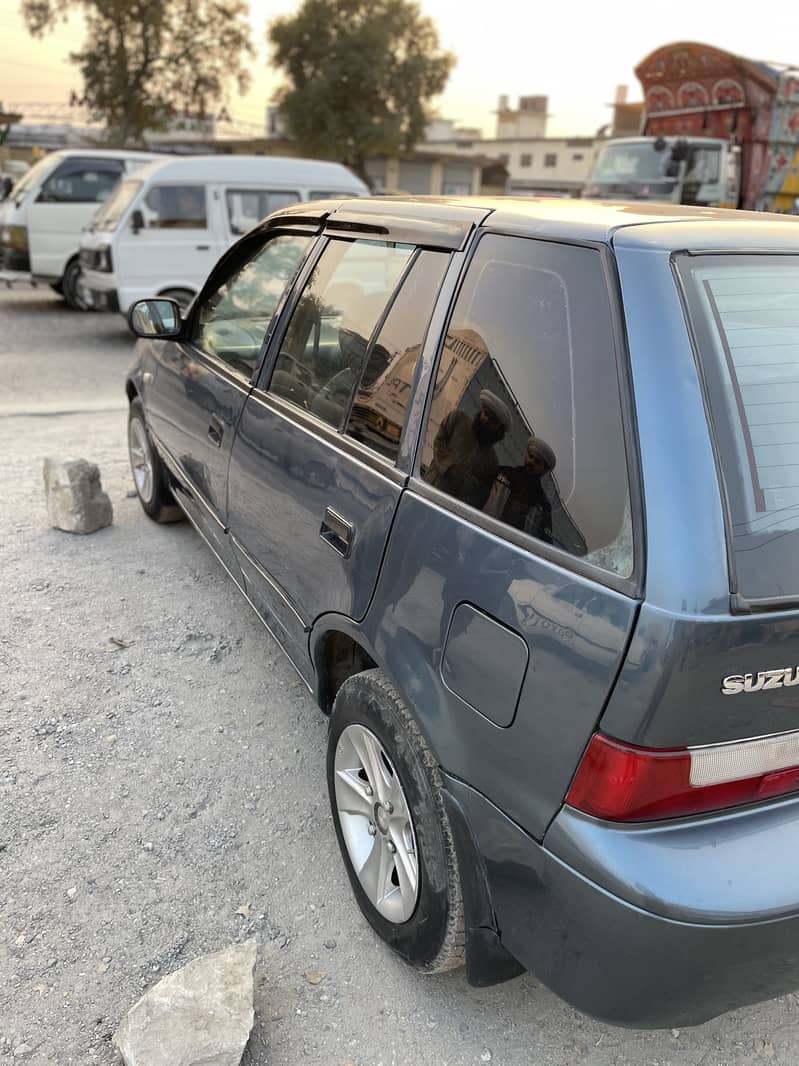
[2,0,799,139]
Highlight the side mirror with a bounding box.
[128,298,182,339]
[131,208,145,234]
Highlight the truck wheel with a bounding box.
[61,257,93,311]
[128,398,183,523]
[327,669,464,973]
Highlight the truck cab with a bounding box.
[585,136,741,208]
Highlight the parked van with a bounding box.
[79,155,368,317]
[0,148,164,308]
[124,195,799,1027]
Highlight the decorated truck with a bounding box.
[585,42,799,212]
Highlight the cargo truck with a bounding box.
[585,41,799,212]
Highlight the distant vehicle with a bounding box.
[0,159,29,200]
[0,148,165,308]
[79,155,369,318]
[585,41,799,211]
[126,193,799,1028]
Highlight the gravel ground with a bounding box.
[2,288,799,1065]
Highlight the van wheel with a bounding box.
[158,288,195,314]
[62,256,93,311]
[327,669,464,973]
[128,398,183,523]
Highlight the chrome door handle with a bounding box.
[208,413,224,447]
[320,507,354,558]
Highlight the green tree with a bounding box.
[268,0,455,186]
[21,0,254,146]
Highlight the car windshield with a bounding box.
[592,143,677,184]
[678,253,799,604]
[93,179,142,230]
[8,155,60,203]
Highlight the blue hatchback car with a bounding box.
[126,196,799,1027]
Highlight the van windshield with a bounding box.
[93,179,142,231]
[8,155,59,203]
[678,254,799,604]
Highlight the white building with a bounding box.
[419,95,598,197]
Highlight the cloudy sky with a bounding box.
[2,0,799,138]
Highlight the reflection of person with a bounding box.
[426,389,510,509]
[485,435,556,542]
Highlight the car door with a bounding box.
[226,235,453,673]
[144,228,315,570]
[120,180,221,298]
[27,157,124,277]
[370,231,643,838]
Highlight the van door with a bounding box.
[27,157,124,279]
[117,180,221,307]
[144,229,314,570]
[226,239,451,671]
[369,232,642,840]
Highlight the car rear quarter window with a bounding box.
[420,233,633,577]
[677,254,799,603]
[267,238,414,430]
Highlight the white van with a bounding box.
[0,148,165,308]
[79,155,369,317]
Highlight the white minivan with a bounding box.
[0,148,165,308]
[79,155,369,317]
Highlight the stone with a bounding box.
[113,940,256,1066]
[43,458,113,535]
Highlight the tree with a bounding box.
[21,0,254,146]
[268,0,455,185]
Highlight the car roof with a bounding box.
[278,195,799,253]
[125,154,367,190]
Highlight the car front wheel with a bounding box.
[128,398,183,523]
[327,669,464,973]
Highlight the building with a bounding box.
[418,94,597,197]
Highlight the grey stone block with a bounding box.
[113,940,256,1066]
[43,457,113,534]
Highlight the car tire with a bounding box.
[127,398,183,523]
[327,669,465,973]
[61,256,93,311]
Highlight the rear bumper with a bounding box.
[448,776,799,1028]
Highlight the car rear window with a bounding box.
[678,254,799,604]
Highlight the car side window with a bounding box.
[191,233,312,378]
[268,238,413,429]
[39,162,122,203]
[346,250,449,460]
[226,189,300,235]
[420,233,633,578]
[142,184,207,228]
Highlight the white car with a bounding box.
[0,148,165,308]
[79,154,369,318]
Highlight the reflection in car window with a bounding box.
[192,234,311,377]
[142,184,207,228]
[346,251,449,460]
[268,239,413,429]
[420,233,633,577]
[225,189,300,235]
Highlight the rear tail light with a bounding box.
[566,731,799,822]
